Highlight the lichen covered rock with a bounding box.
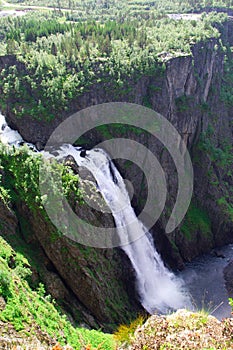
[128,309,233,349]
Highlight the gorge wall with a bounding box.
[0,19,233,328]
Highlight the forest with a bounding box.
[0,7,228,121]
[4,0,233,14]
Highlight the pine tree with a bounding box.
[51,42,58,56]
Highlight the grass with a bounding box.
[0,235,115,349]
[113,315,146,346]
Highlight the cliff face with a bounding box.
[2,33,232,254]
[0,167,140,331]
[1,38,225,147]
[0,20,233,326]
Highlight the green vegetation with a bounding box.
[0,1,232,347]
[0,236,114,349]
[0,144,137,331]
[0,9,226,120]
[113,314,146,346]
[5,0,233,15]
[197,128,233,173]
[221,47,233,108]
[0,174,10,207]
[229,298,233,309]
[175,95,194,112]
[217,197,233,221]
[194,130,233,223]
[180,202,212,240]
[0,144,83,212]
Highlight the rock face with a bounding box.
[0,167,140,331]
[0,199,17,236]
[0,38,226,148]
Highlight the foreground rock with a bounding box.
[0,320,55,350]
[124,310,233,350]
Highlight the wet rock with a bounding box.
[224,260,233,297]
[212,249,226,259]
[35,141,44,151]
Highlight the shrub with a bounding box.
[0,269,11,300]
[114,314,146,345]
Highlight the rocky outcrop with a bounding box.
[124,309,233,350]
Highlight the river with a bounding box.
[180,244,233,320]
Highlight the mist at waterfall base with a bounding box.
[1,113,232,319]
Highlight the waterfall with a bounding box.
[57,144,191,313]
[0,113,191,314]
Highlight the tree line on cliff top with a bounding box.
[0,9,227,120]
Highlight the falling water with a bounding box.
[0,113,191,314]
[57,144,191,313]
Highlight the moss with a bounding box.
[180,202,212,241]
[198,102,211,113]
[197,133,233,170]
[149,84,162,93]
[220,47,233,108]
[97,124,113,139]
[217,197,233,221]
[175,95,194,112]
[96,123,145,139]
[124,160,134,169]
[142,95,152,109]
